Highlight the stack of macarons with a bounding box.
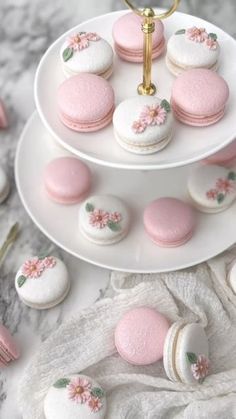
[0,324,20,367]
[115,306,210,385]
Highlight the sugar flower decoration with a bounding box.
[132,120,146,134]
[186,27,208,43]
[85,203,122,232]
[205,37,217,50]
[22,257,44,279]
[206,171,236,204]
[140,104,167,126]
[89,209,110,229]
[63,32,101,61]
[42,256,57,269]
[191,355,210,381]
[109,212,122,223]
[68,377,92,404]
[88,397,103,412]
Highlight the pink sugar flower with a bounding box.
[110,212,122,223]
[86,32,101,41]
[216,178,234,193]
[22,257,45,278]
[132,120,146,134]
[205,37,217,50]
[88,397,103,412]
[68,377,91,404]
[191,355,210,381]
[42,256,56,269]
[89,209,110,229]
[186,27,208,43]
[140,105,167,126]
[68,34,89,51]
[206,189,218,200]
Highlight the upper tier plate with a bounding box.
[35,10,236,170]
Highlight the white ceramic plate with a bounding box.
[15,112,236,273]
[35,10,236,171]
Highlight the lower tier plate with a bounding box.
[15,112,236,273]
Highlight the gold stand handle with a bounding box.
[123,1,180,95]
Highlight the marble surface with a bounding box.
[0,0,235,417]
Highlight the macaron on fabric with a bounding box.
[115,307,169,365]
[0,99,8,128]
[44,374,106,419]
[0,165,10,204]
[15,256,70,309]
[112,12,165,63]
[143,197,196,247]
[57,73,115,132]
[0,324,20,367]
[113,96,173,155]
[79,195,130,245]
[204,139,236,167]
[171,69,229,126]
[44,157,91,205]
[188,165,236,213]
[166,27,220,77]
[163,321,209,384]
[60,32,113,79]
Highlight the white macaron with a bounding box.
[166,27,220,77]
[15,256,70,309]
[0,166,10,203]
[163,321,209,385]
[188,165,236,213]
[79,195,130,245]
[113,96,174,155]
[60,32,113,79]
[44,374,106,419]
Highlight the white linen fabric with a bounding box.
[18,247,236,419]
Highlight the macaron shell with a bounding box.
[176,323,209,384]
[44,157,91,204]
[143,198,196,247]
[0,100,8,128]
[44,374,106,419]
[79,195,130,245]
[115,307,169,365]
[163,321,186,382]
[204,139,236,166]
[166,55,218,78]
[0,324,20,362]
[171,69,229,116]
[15,257,70,309]
[188,165,236,213]
[60,37,113,78]
[57,74,115,131]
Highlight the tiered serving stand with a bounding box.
[15,7,236,273]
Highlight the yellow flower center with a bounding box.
[75,386,84,394]
[149,109,158,117]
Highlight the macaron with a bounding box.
[43,157,91,205]
[44,374,106,419]
[171,69,229,127]
[188,165,236,213]
[60,32,113,79]
[79,195,130,245]
[0,324,20,367]
[143,197,196,247]
[15,256,70,309]
[227,260,236,294]
[115,307,169,365]
[163,321,209,384]
[112,12,165,63]
[57,73,115,132]
[204,139,236,167]
[0,99,8,128]
[113,96,173,155]
[0,166,10,203]
[166,27,220,77]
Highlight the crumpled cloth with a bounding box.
[18,247,236,419]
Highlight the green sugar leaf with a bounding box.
[63,47,73,62]
[17,275,27,288]
[227,171,236,181]
[186,352,198,364]
[208,33,217,41]
[107,221,121,232]
[160,99,171,112]
[53,378,70,388]
[91,387,105,399]
[217,193,225,204]
[175,29,186,35]
[85,203,95,212]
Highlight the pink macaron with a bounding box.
[43,157,91,204]
[0,324,20,367]
[112,12,165,63]
[171,69,229,127]
[57,73,115,132]
[115,307,169,365]
[204,139,236,167]
[0,99,8,129]
[143,197,196,247]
